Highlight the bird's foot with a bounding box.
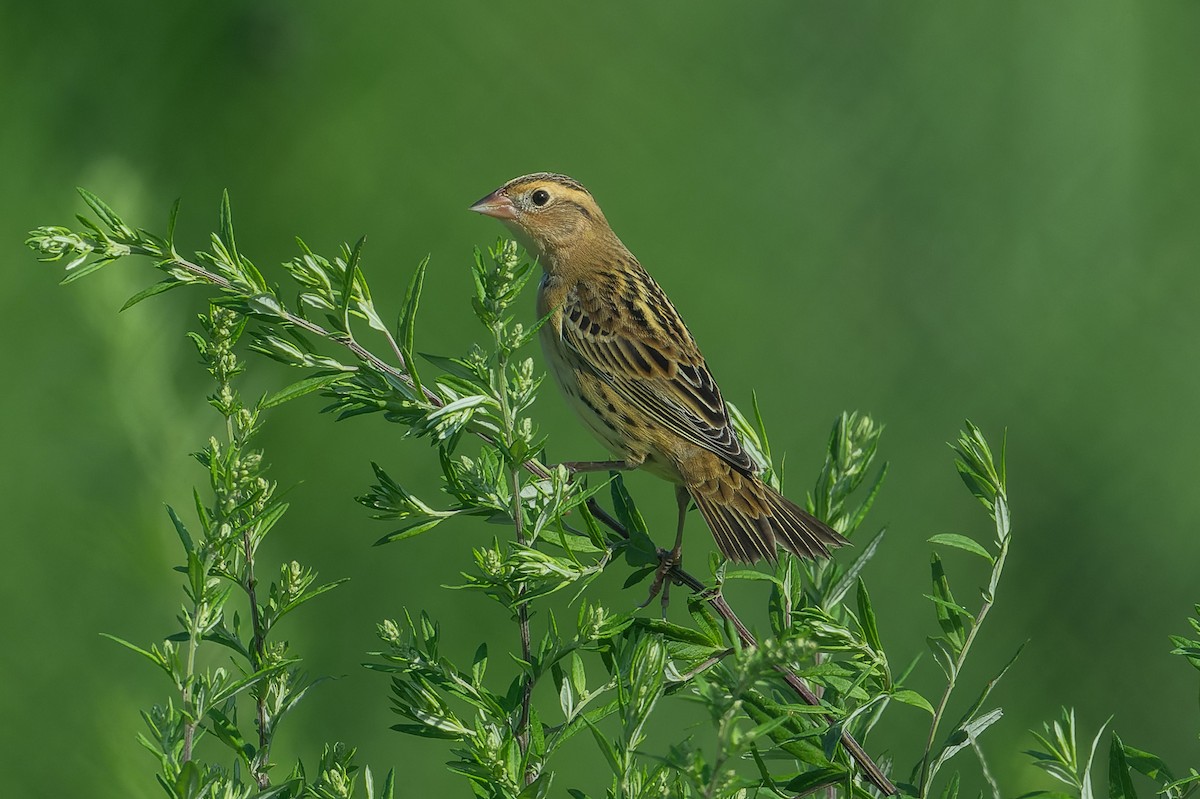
[638,546,681,617]
[558,459,637,476]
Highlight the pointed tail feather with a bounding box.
[688,474,849,564]
[761,479,850,560]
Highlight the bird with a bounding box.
[468,173,848,590]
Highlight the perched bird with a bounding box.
[469,173,847,577]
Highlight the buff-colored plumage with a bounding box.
[469,173,847,564]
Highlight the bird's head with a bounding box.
[469,173,610,260]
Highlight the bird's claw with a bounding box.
[637,547,681,617]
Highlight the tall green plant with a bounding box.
[94,299,392,798]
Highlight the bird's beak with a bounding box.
[468,191,518,220]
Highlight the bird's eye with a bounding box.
[531,189,551,207]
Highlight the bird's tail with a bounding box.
[688,471,849,563]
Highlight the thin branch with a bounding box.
[917,533,1010,798]
[181,618,201,764]
[506,460,534,782]
[241,523,271,790]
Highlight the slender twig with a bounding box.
[506,462,534,782]
[241,522,271,789]
[506,450,534,782]
[181,616,201,763]
[492,313,536,786]
[917,532,1010,798]
[142,251,896,796]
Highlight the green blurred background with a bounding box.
[4,1,1199,795]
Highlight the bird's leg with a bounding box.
[639,486,690,616]
[559,458,640,475]
[557,455,646,489]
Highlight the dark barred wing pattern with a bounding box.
[557,265,755,474]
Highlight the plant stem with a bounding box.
[241,522,271,789]
[181,616,201,763]
[917,532,1010,798]
[492,321,535,786]
[511,467,535,784]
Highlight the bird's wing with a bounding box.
[557,269,755,473]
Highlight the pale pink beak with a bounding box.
[468,190,518,220]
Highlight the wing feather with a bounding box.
[557,268,754,473]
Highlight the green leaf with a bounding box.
[527,704,546,759]
[425,394,496,419]
[891,689,935,715]
[940,772,961,799]
[165,196,181,248]
[276,578,349,622]
[78,188,125,232]
[927,636,958,680]
[930,554,966,650]
[397,255,429,381]
[175,761,202,799]
[610,474,648,537]
[553,698,621,750]
[1120,743,1175,787]
[782,766,848,794]
[635,618,725,649]
[927,707,1004,785]
[207,707,254,765]
[1109,733,1138,799]
[845,461,889,537]
[688,596,725,647]
[1081,717,1112,799]
[165,504,194,554]
[610,474,656,563]
[951,420,1005,514]
[856,577,882,653]
[622,565,654,589]
[723,568,782,585]
[390,722,462,739]
[928,533,995,563]
[825,527,885,609]
[374,517,446,546]
[516,773,552,799]
[374,769,397,799]
[255,780,304,799]
[120,278,185,311]
[261,372,348,408]
[512,301,560,350]
[924,594,975,621]
[342,235,367,321]
[471,643,488,686]
[99,633,170,674]
[569,651,587,698]
[584,717,622,775]
[951,642,1026,737]
[750,391,773,466]
[420,352,487,385]
[60,255,117,284]
[219,189,239,268]
[211,661,294,705]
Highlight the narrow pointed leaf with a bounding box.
[1108,734,1138,799]
[928,533,994,563]
[121,278,185,311]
